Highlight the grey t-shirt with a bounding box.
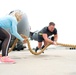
[39,26,57,36]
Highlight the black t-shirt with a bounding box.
[39,26,57,36]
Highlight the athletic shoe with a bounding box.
[35,46,44,53]
[0,56,16,64]
[42,45,45,49]
[35,47,39,52]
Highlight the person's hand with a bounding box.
[52,41,57,45]
[23,39,27,43]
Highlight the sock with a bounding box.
[35,47,39,52]
[42,45,45,49]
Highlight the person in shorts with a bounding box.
[35,22,58,52]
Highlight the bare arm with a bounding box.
[42,34,54,44]
[54,34,58,42]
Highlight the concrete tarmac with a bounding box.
[0,49,76,75]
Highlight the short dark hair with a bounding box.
[49,22,55,26]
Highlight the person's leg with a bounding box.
[44,40,48,46]
[0,40,3,51]
[35,35,43,52]
[41,40,48,49]
[0,28,15,63]
[0,29,11,56]
[2,37,10,56]
[38,42,42,48]
[35,42,42,52]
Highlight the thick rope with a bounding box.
[57,43,76,48]
[1,34,76,56]
[27,39,50,55]
[8,39,18,53]
[21,34,76,55]
[21,34,51,55]
[0,39,18,56]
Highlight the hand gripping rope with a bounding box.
[8,34,76,55]
[0,34,76,56]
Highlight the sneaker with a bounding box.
[35,46,44,53]
[0,56,16,64]
[41,45,45,49]
[35,47,39,52]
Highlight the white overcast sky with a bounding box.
[0,0,76,44]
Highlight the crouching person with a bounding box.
[35,22,58,52]
[0,10,27,63]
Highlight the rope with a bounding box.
[21,34,51,55]
[21,34,76,55]
[8,39,18,53]
[0,34,76,56]
[57,43,76,48]
[0,39,18,56]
